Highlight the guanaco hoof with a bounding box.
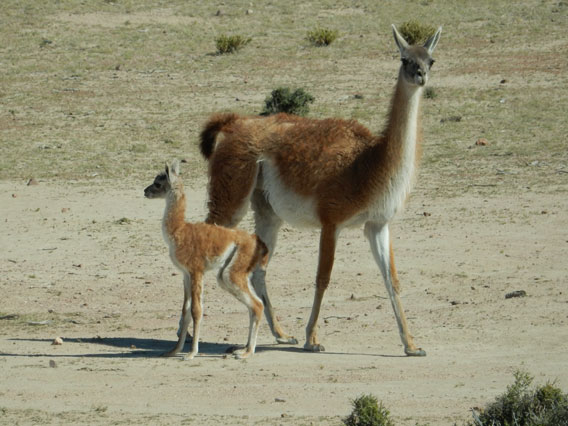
[405,348,427,357]
[304,343,325,352]
[276,336,299,345]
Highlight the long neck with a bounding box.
[383,69,423,157]
[163,184,187,239]
[358,69,424,208]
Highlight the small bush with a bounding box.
[343,394,395,426]
[471,370,568,426]
[215,34,251,54]
[130,143,148,153]
[424,87,438,100]
[260,87,315,116]
[307,27,339,46]
[39,38,53,48]
[397,20,436,45]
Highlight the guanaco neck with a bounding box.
[354,67,424,218]
[382,68,424,164]
[163,183,187,242]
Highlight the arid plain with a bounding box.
[1,1,567,424]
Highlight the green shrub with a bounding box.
[215,34,251,54]
[424,87,438,99]
[471,370,568,426]
[260,87,314,116]
[424,87,438,100]
[307,27,339,46]
[397,20,436,45]
[39,38,53,48]
[343,394,395,426]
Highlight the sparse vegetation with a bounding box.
[130,143,148,153]
[115,217,132,225]
[340,374,568,426]
[92,405,108,413]
[215,34,251,54]
[424,87,438,99]
[260,87,315,116]
[39,38,53,48]
[1,2,568,422]
[343,394,395,426]
[307,27,339,46]
[470,370,568,426]
[397,20,436,45]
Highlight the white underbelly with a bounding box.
[259,158,413,230]
[260,161,321,228]
[340,173,413,230]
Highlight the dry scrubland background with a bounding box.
[1,0,568,425]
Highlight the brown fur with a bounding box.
[203,83,421,226]
[144,161,268,359]
[197,26,441,355]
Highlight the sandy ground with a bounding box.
[2,1,568,424]
[1,175,567,425]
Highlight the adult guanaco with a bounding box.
[197,25,442,356]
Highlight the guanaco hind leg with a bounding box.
[219,250,264,358]
[205,151,259,228]
[250,189,298,345]
[232,280,264,359]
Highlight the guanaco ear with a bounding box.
[165,159,180,185]
[392,24,409,54]
[163,161,173,186]
[424,26,442,55]
[170,159,181,176]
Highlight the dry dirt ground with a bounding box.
[1,177,567,425]
[2,1,568,425]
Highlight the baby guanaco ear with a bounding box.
[164,162,171,182]
[170,159,181,176]
[165,159,181,185]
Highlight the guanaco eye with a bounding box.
[155,183,162,189]
[401,58,409,66]
[429,59,435,68]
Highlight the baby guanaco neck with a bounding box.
[163,182,187,240]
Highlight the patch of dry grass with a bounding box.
[1,0,567,196]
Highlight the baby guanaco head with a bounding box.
[144,159,181,199]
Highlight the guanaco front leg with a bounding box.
[364,222,425,356]
[163,273,192,357]
[185,272,204,360]
[304,224,338,352]
[176,272,194,343]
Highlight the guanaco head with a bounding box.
[392,24,442,87]
[144,159,181,199]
